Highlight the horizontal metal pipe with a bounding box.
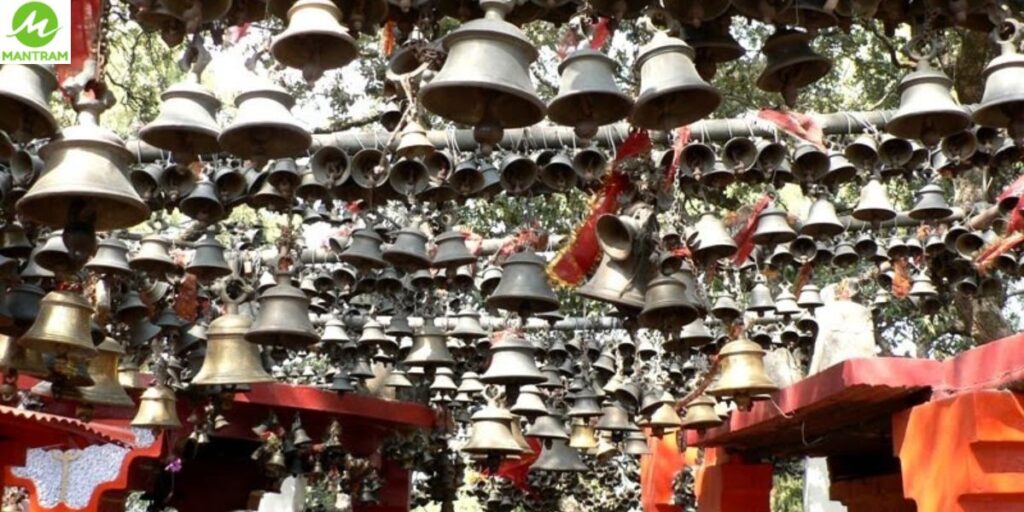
[310,314,623,331]
[838,207,968,231]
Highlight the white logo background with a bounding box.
[0,0,71,64]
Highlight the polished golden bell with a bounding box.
[0,334,47,377]
[681,395,723,431]
[707,337,778,411]
[568,420,598,449]
[131,384,182,430]
[34,338,134,408]
[192,310,275,386]
[19,291,96,361]
[461,404,523,457]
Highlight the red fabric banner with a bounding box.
[57,0,102,85]
[757,108,825,150]
[731,193,772,265]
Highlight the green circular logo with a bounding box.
[11,2,59,48]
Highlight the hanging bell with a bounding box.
[449,159,486,196]
[20,291,96,361]
[595,400,636,434]
[639,270,700,331]
[404,323,455,368]
[909,272,938,300]
[510,385,549,419]
[751,206,796,245]
[388,158,429,197]
[909,182,953,221]
[792,143,830,182]
[85,236,132,278]
[526,411,570,441]
[681,395,722,431]
[186,234,232,282]
[131,384,182,430]
[340,228,388,271]
[622,431,651,456]
[245,271,319,349]
[710,292,742,324]
[573,147,608,186]
[219,80,311,161]
[757,28,831,108]
[853,178,897,222]
[539,153,577,192]
[823,151,856,187]
[669,317,714,352]
[886,47,971,147]
[797,283,824,310]
[18,106,149,233]
[691,212,737,265]
[462,402,523,460]
[418,0,545,152]
[746,274,775,317]
[486,250,559,316]
[0,65,59,141]
[707,337,778,410]
[832,240,857,267]
[721,137,757,173]
[130,235,178,276]
[432,231,477,270]
[139,80,222,162]
[845,134,879,170]
[499,153,538,195]
[974,26,1024,146]
[35,231,75,275]
[0,223,32,259]
[631,33,721,131]
[568,419,598,449]
[192,303,274,386]
[179,178,225,223]
[596,211,648,262]
[577,253,647,312]
[383,227,430,271]
[481,334,545,386]
[531,438,588,473]
[35,338,133,407]
[800,196,844,238]
[271,0,358,83]
[449,308,487,340]
[547,49,633,141]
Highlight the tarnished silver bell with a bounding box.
[18,106,149,232]
[548,49,633,141]
[219,79,311,160]
[800,196,844,238]
[747,274,775,316]
[909,182,953,221]
[0,65,59,142]
[853,178,897,222]
[487,250,559,316]
[631,33,720,131]
[418,0,545,152]
[752,206,796,245]
[271,0,358,83]
[757,28,831,108]
[140,79,222,161]
[245,271,319,349]
[973,25,1024,146]
[886,51,971,147]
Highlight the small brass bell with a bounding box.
[499,153,538,195]
[130,235,178,276]
[707,337,778,411]
[192,303,274,386]
[418,0,545,151]
[681,395,722,431]
[131,384,182,430]
[797,283,824,310]
[180,177,226,222]
[526,410,569,441]
[404,323,455,368]
[548,49,633,141]
[486,250,560,316]
[721,136,757,172]
[481,335,545,386]
[909,272,938,300]
[800,196,844,238]
[35,231,75,275]
[623,431,651,456]
[0,223,32,259]
[245,271,319,349]
[631,33,721,131]
[86,236,132,277]
[383,227,430,271]
[532,438,588,473]
[595,400,635,434]
[845,134,879,170]
[388,157,429,197]
[0,64,59,141]
[272,0,358,83]
[20,290,97,361]
[747,274,775,317]
[539,153,577,192]
[186,233,232,282]
[751,206,796,245]
[568,419,598,449]
[340,228,388,271]
[432,231,477,270]
[639,270,700,331]
[449,309,486,340]
[757,28,831,107]
[792,143,830,181]
[219,80,311,160]
[909,182,953,221]
[596,211,647,262]
[886,47,971,147]
[462,402,523,459]
[832,240,857,267]
[450,159,486,196]
[691,212,737,265]
[823,151,856,187]
[573,147,608,186]
[510,384,548,419]
[139,80,222,162]
[853,178,897,222]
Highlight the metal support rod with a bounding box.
[838,208,968,231]
[123,109,896,161]
[310,314,623,331]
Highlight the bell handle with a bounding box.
[993,18,1024,52]
[219,276,252,314]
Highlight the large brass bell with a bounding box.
[192,303,274,386]
[272,0,358,83]
[418,0,545,151]
[853,178,897,222]
[219,80,311,160]
[974,25,1024,146]
[481,335,544,386]
[139,80,222,162]
[886,42,971,146]
[340,228,388,271]
[547,49,633,141]
[578,254,647,312]
[18,106,149,233]
[707,337,777,411]
[909,182,953,221]
[486,250,559,316]
[757,28,831,108]
[34,338,134,407]
[245,271,319,349]
[631,33,721,131]
[131,384,182,430]
[751,206,796,245]
[531,438,588,473]
[0,65,59,141]
[20,290,97,361]
[404,323,455,368]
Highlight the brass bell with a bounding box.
[450,159,486,196]
[531,438,588,473]
[639,270,700,331]
[751,205,796,245]
[845,134,879,170]
[36,338,134,407]
[449,308,487,340]
[404,323,455,368]
[0,223,32,259]
[722,137,757,172]
[418,1,545,152]
[832,240,857,267]
[700,160,735,189]
[622,431,651,456]
[691,212,737,265]
[86,236,132,277]
[526,410,570,441]
[797,282,824,310]
[573,147,608,186]
[567,387,604,419]
[568,419,598,449]
[432,231,477,270]
[539,153,577,192]
[214,162,248,205]
[139,80,222,162]
[909,272,938,300]
[548,49,633,141]
[974,29,1024,146]
[747,274,775,317]
[597,211,648,262]
[510,384,548,419]
[388,157,429,197]
[35,231,75,275]
[340,228,388,271]
[909,182,953,221]
[792,142,830,181]
[186,233,232,282]
[462,402,523,460]
[941,130,978,166]
[499,153,538,195]
[757,28,831,107]
[272,0,357,83]
[800,196,844,238]
[577,253,647,312]
[430,367,459,397]
[681,395,722,431]
[0,65,59,141]
[853,178,897,222]
[631,33,721,131]
[219,80,311,161]
[192,303,274,386]
[886,50,971,147]
[245,271,319,349]
[383,227,430,271]
[707,337,778,411]
[595,401,636,434]
[130,235,178,276]
[179,178,225,223]
[131,384,182,430]
[854,232,878,259]
[18,107,149,232]
[487,250,559,316]
[823,151,856,187]
[481,334,544,386]
[20,290,96,361]
[675,317,715,350]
